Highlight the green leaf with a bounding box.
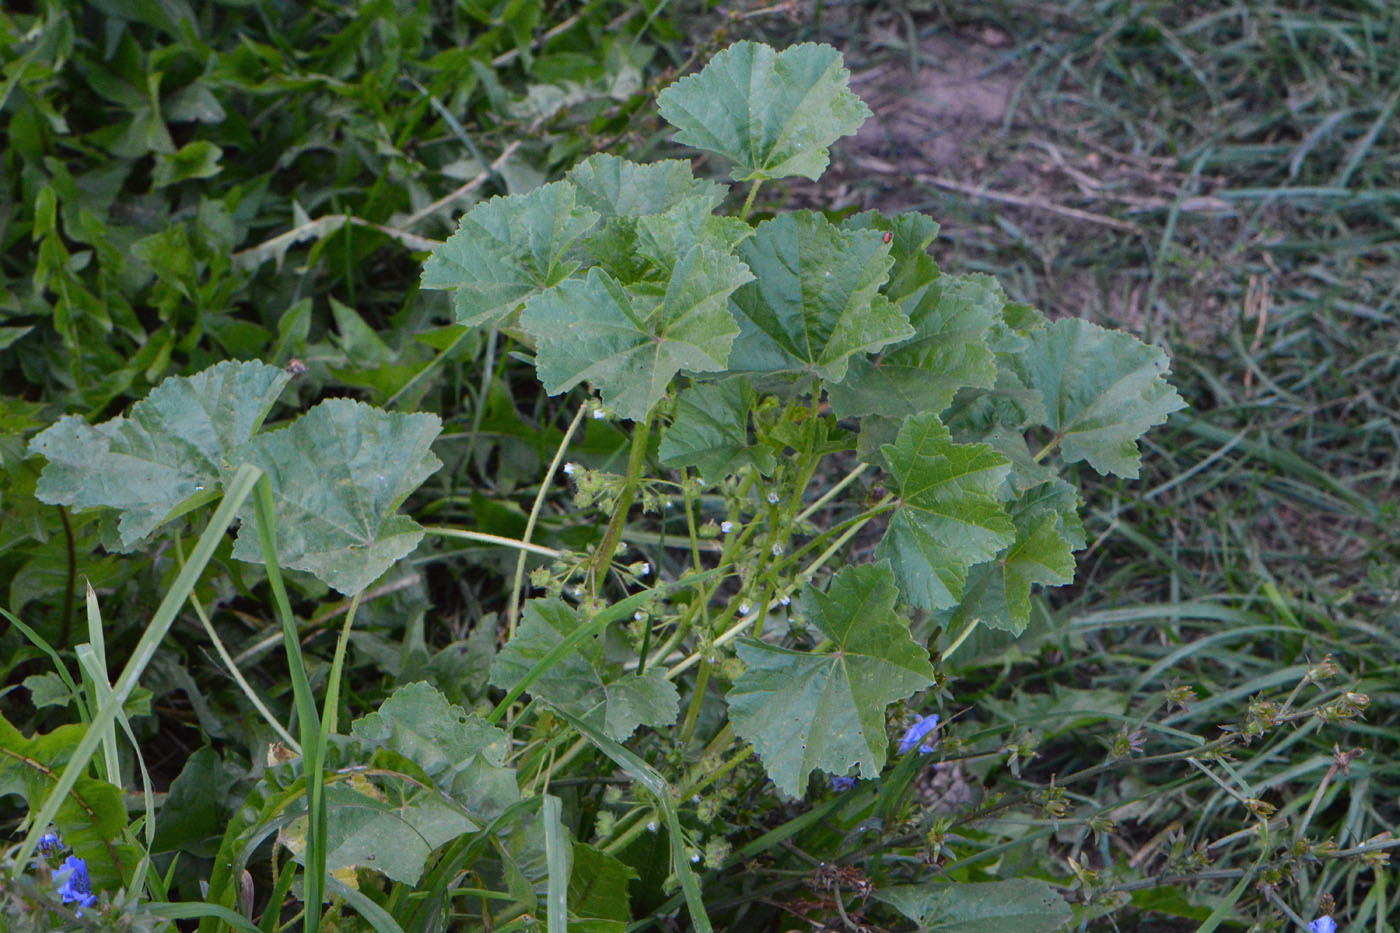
[152,140,223,187]
[726,563,935,798]
[566,155,726,282]
[318,778,474,885]
[23,672,73,710]
[1016,318,1186,478]
[657,41,871,182]
[420,181,600,327]
[728,211,913,382]
[30,360,290,549]
[231,399,442,596]
[151,747,235,857]
[949,480,1082,635]
[351,682,518,823]
[490,599,680,742]
[876,413,1015,610]
[840,210,942,303]
[875,878,1073,932]
[521,247,753,422]
[828,273,1000,420]
[634,196,753,274]
[566,153,725,219]
[658,378,776,483]
[0,714,129,889]
[569,842,637,923]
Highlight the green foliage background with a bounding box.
[3,1,1397,931]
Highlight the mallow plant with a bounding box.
[8,40,1183,931]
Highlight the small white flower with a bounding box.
[771,543,784,557]
[570,586,584,598]
[690,852,701,863]
[720,521,734,533]
[738,603,752,615]
[766,491,780,504]
[633,611,646,622]
[647,821,658,833]
[779,595,791,606]
[592,408,608,420]
[562,462,577,476]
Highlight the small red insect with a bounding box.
[882,231,892,244]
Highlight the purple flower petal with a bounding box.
[898,713,940,754]
[829,775,857,792]
[1309,918,1336,933]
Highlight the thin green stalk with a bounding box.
[589,417,651,589]
[507,403,588,635]
[423,526,563,558]
[252,476,326,932]
[15,464,262,873]
[178,539,301,751]
[739,179,762,221]
[676,659,712,745]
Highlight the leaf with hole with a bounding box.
[876,878,1073,932]
[726,563,935,798]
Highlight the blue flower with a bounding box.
[829,775,857,792]
[898,713,940,754]
[53,855,97,915]
[1308,918,1336,933]
[37,832,63,856]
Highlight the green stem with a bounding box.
[508,403,587,636]
[1032,434,1063,462]
[676,658,712,746]
[589,417,652,589]
[739,179,763,222]
[941,618,980,663]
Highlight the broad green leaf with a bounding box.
[490,599,680,741]
[840,210,942,303]
[728,212,913,382]
[351,682,518,823]
[151,747,233,857]
[1016,318,1186,478]
[828,273,1000,420]
[635,195,753,274]
[318,777,474,885]
[30,360,289,549]
[231,399,442,596]
[566,153,724,219]
[420,181,600,327]
[949,480,1082,634]
[351,681,511,782]
[568,155,728,282]
[876,413,1015,610]
[569,842,638,923]
[726,563,935,798]
[656,41,871,182]
[521,247,753,422]
[658,378,776,483]
[876,878,1073,932]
